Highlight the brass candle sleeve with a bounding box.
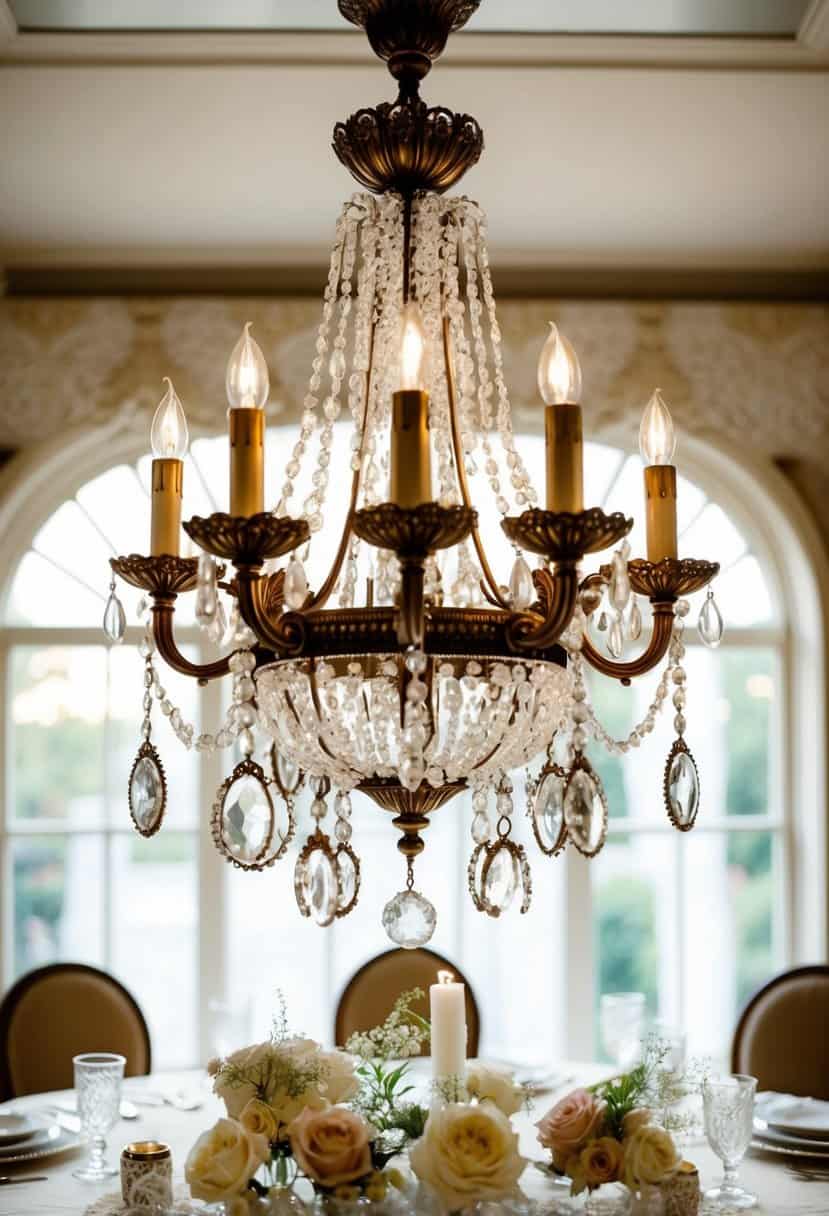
[150,458,183,556]
[545,403,584,513]
[229,407,265,516]
[644,465,678,562]
[391,390,431,507]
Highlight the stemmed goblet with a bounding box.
[702,1074,758,1209]
[72,1052,125,1181]
[600,992,646,1070]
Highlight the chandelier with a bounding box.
[106,0,723,949]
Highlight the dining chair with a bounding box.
[0,962,152,1100]
[334,947,480,1056]
[731,964,829,1099]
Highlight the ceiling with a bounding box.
[1,1,827,293]
[7,0,814,37]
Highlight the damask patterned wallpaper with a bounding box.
[0,296,827,539]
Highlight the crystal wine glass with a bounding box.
[72,1052,125,1181]
[600,992,646,1070]
[702,1074,758,1209]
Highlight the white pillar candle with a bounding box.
[430,969,467,1081]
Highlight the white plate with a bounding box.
[769,1110,829,1142]
[753,1120,829,1156]
[0,1113,35,1145]
[0,1123,81,1166]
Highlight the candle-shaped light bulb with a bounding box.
[226,321,269,410]
[639,388,676,466]
[400,302,426,391]
[537,322,582,405]
[437,969,455,984]
[150,377,189,458]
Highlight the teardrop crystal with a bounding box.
[336,849,357,911]
[509,555,534,610]
[564,768,607,857]
[307,849,338,926]
[207,599,228,645]
[284,557,308,610]
[103,590,126,644]
[275,749,300,794]
[196,554,217,625]
[129,753,164,832]
[609,553,631,613]
[471,811,490,845]
[608,617,624,659]
[534,769,565,851]
[628,599,643,641]
[221,773,272,862]
[667,749,700,827]
[382,889,437,948]
[484,846,519,913]
[698,590,724,648]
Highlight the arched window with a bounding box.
[0,426,820,1068]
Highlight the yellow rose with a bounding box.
[466,1062,525,1117]
[318,1049,360,1105]
[185,1117,270,1204]
[623,1124,681,1188]
[240,1097,278,1141]
[569,1137,625,1195]
[622,1107,652,1138]
[288,1105,374,1187]
[409,1102,527,1211]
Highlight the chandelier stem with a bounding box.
[398,557,426,648]
[441,315,509,609]
[580,602,675,683]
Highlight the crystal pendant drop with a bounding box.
[665,741,700,830]
[336,848,358,912]
[628,599,643,641]
[608,616,624,658]
[609,552,631,613]
[508,554,534,610]
[483,845,519,913]
[382,889,436,948]
[103,587,126,644]
[220,770,273,863]
[471,811,490,845]
[272,746,301,795]
[304,849,338,926]
[532,768,566,854]
[207,599,228,646]
[284,556,308,610]
[698,589,723,648]
[195,554,217,626]
[128,743,165,836]
[564,761,608,857]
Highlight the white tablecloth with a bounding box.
[1,1067,828,1215]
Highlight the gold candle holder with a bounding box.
[229,406,265,516]
[150,458,183,557]
[545,403,583,512]
[121,1140,173,1209]
[391,389,431,507]
[644,464,678,562]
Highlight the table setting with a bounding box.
[1,979,828,1216]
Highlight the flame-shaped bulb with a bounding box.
[150,377,189,458]
[639,388,677,466]
[537,322,582,405]
[400,302,426,391]
[226,321,269,410]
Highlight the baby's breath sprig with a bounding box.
[345,988,430,1062]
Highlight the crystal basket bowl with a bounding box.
[255,653,572,793]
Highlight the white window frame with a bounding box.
[0,422,825,1065]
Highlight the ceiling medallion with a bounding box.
[108,0,722,946]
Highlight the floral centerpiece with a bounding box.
[536,1043,700,1214]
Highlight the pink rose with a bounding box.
[536,1089,605,1158]
[288,1106,373,1188]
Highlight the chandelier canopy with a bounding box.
[108,0,722,947]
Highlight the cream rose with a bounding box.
[622,1107,652,1138]
[240,1097,278,1141]
[185,1117,270,1204]
[409,1102,527,1211]
[536,1089,606,1157]
[623,1124,681,1188]
[568,1136,625,1196]
[288,1105,373,1187]
[214,1037,330,1132]
[466,1062,524,1117]
[318,1049,360,1105]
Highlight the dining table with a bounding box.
[1,1064,828,1215]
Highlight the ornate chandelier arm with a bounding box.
[151,602,233,682]
[234,568,306,656]
[505,563,580,653]
[580,603,675,684]
[442,315,510,609]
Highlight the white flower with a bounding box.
[623,1124,681,1188]
[185,1117,269,1204]
[466,1061,525,1117]
[319,1049,360,1105]
[409,1102,527,1212]
[213,1036,330,1134]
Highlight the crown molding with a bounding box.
[1,28,827,69]
[800,0,829,50]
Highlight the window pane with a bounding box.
[6,551,103,626]
[10,646,107,825]
[11,834,105,976]
[110,832,198,1069]
[722,650,776,817]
